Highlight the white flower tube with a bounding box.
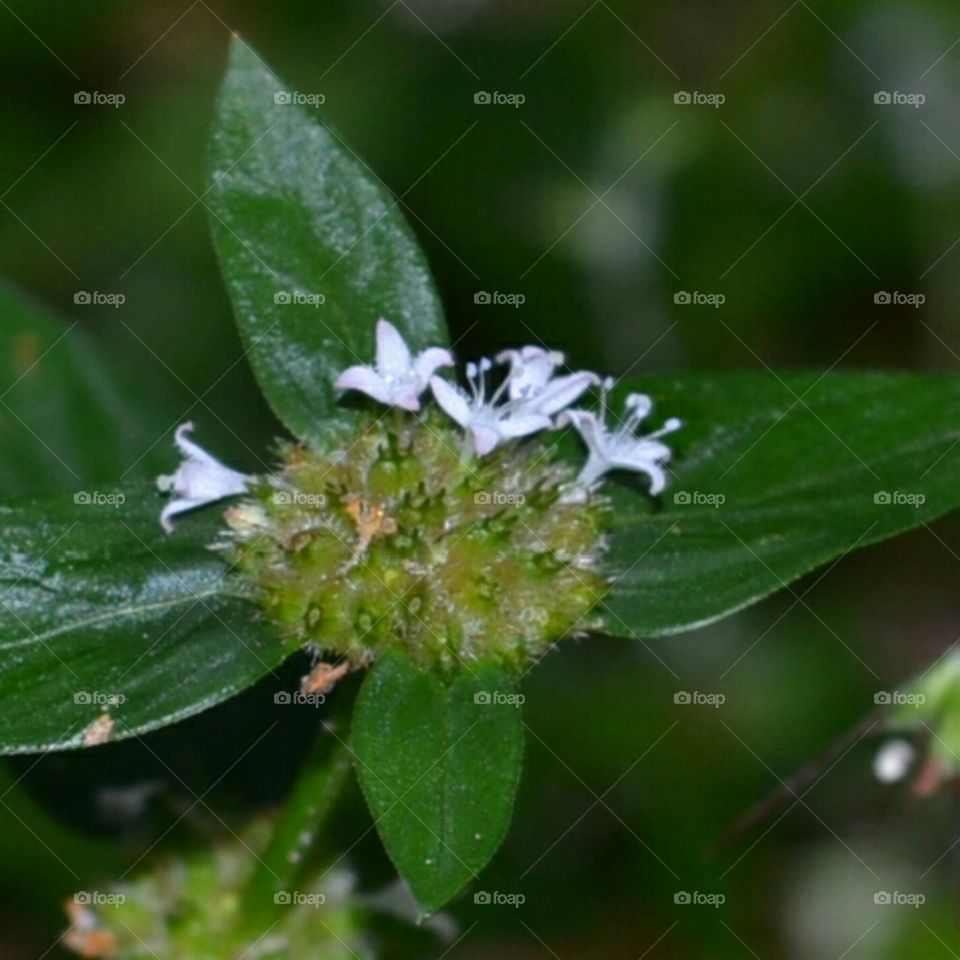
[157,422,250,533]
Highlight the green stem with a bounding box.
[242,731,352,927]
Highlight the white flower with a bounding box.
[335,319,453,412]
[495,346,599,418]
[873,739,915,784]
[156,422,250,533]
[430,359,554,456]
[562,378,681,491]
[430,347,599,456]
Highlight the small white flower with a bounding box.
[562,378,681,491]
[156,422,250,533]
[335,318,454,412]
[873,739,915,784]
[430,359,554,456]
[495,346,599,419]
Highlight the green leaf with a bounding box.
[352,651,523,914]
[208,39,448,445]
[0,485,294,754]
[601,371,960,636]
[0,283,170,497]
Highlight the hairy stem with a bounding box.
[242,727,352,927]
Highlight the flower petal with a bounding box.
[429,376,473,428]
[497,346,564,401]
[158,424,249,533]
[496,412,552,439]
[531,371,599,416]
[160,498,201,534]
[173,421,219,467]
[471,425,501,456]
[392,387,422,412]
[413,347,455,385]
[560,408,603,454]
[375,319,412,376]
[335,365,392,405]
[641,462,668,496]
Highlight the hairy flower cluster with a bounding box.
[156,321,681,672]
[224,410,608,672]
[63,824,365,960]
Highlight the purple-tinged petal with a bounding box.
[471,425,501,456]
[375,319,412,376]
[413,347,455,385]
[532,371,599,416]
[429,376,472,429]
[496,413,552,439]
[335,365,392,405]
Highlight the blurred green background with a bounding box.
[0,1,959,957]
